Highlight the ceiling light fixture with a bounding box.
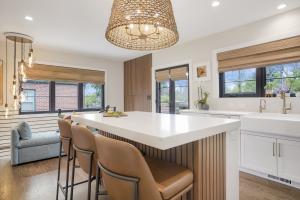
[3,32,34,117]
[212,1,220,7]
[105,0,179,51]
[25,16,33,21]
[277,4,287,10]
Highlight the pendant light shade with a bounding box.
[105,0,179,51]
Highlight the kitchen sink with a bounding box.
[241,113,300,138]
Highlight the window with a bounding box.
[174,80,189,111]
[55,82,78,111]
[266,62,300,95]
[20,80,105,114]
[219,61,300,97]
[21,90,36,112]
[21,80,50,112]
[83,83,104,109]
[156,65,189,114]
[158,80,170,113]
[220,68,258,97]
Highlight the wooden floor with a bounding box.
[0,158,300,200]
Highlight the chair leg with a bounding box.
[70,149,77,200]
[56,141,62,200]
[65,142,72,200]
[87,153,93,200]
[95,165,100,200]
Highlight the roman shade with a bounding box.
[217,35,300,72]
[170,66,188,80]
[25,63,105,84]
[155,70,170,82]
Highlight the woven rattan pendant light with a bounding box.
[105,0,179,51]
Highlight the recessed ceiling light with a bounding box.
[277,4,287,10]
[212,1,220,7]
[25,16,33,21]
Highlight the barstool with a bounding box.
[70,125,103,200]
[56,119,73,200]
[94,135,193,200]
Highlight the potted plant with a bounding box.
[195,86,209,110]
[264,82,274,97]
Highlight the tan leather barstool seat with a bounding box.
[145,157,193,200]
[95,135,193,200]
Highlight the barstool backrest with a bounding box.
[71,125,98,176]
[94,135,162,200]
[58,119,73,156]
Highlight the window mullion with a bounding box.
[50,81,55,112]
[102,85,105,109]
[78,83,83,110]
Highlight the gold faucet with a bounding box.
[280,92,292,114]
[259,99,266,113]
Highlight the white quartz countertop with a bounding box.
[71,111,240,150]
[180,109,252,116]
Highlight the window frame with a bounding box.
[155,65,190,114]
[219,68,265,98]
[19,80,105,114]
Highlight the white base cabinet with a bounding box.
[241,131,300,188]
[277,139,300,183]
[241,134,277,176]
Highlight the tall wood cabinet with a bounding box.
[124,54,152,112]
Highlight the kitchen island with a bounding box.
[72,111,240,200]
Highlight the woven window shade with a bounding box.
[217,35,300,72]
[170,66,188,80]
[25,64,105,84]
[155,70,169,82]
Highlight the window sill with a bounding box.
[19,108,102,115]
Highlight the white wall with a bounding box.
[152,8,300,113]
[0,42,124,112]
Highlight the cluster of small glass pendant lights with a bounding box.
[4,33,34,118]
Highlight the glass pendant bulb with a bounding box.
[28,49,33,68]
[19,60,25,76]
[4,103,9,119]
[22,73,27,82]
[20,89,26,102]
[13,95,18,109]
[12,75,17,96]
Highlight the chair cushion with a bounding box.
[17,122,32,140]
[17,131,60,149]
[145,157,193,200]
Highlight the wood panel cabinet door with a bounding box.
[241,133,277,176]
[124,54,152,112]
[277,139,300,182]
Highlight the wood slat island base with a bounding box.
[100,131,226,200]
[72,112,240,200]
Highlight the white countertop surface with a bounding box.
[71,111,240,150]
[181,109,252,116]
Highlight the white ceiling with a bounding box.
[0,0,300,61]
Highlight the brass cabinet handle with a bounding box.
[273,142,275,157]
[278,143,281,157]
